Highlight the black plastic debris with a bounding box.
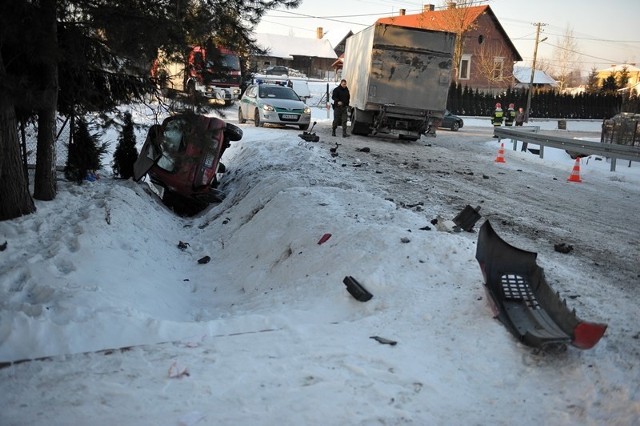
[453,205,482,232]
[357,147,371,152]
[343,276,373,302]
[299,132,319,142]
[197,256,211,264]
[554,243,574,254]
[330,142,340,157]
[0,241,7,251]
[298,121,320,142]
[370,336,397,346]
[177,241,190,250]
[475,220,607,349]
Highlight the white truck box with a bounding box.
[342,23,455,140]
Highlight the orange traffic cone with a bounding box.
[495,143,506,163]
[567,158,582,182]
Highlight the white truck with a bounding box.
[342,23,455,140]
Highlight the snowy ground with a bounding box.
[0,82,639,425]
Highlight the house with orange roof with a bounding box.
[377,3,522,94]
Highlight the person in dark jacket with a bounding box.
[515,107,525,126]
[332,79,350,137]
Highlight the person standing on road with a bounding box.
[491,103,504,137]
[332,79,350,137]
[515,107,525,126]
[505,103,516,126]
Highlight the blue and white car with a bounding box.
[238,83,311,130]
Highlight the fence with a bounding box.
[22,116,72,168]
[494,127,640,171]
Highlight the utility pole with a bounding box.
[524,22,547,122]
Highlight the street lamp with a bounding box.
[524,23,547,122]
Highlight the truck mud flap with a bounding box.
[350,108,371,135]
[475,220,607,350]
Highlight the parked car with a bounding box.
[440,110,464,131]
[133,113,242,212]
[238,83,311,130]
[264,66,289,76]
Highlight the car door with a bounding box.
[241,86,257,120]
[133,124,163,181]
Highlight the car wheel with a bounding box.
[299,124,309,131]
[254,109,262,127]
[225,123,243,141]
[452,122,460,131]
[238,107,246,124]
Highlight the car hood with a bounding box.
[261,99,306,110]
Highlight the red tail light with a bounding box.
[572,322,607,349]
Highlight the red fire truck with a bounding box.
[155,45,242,105]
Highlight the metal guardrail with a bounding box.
[494,127,640,171]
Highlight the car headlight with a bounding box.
[262,104,275,112]
[304,106,311,115]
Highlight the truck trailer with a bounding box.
[342,23,455,140]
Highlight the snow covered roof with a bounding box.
[255,33,337,60]
[513,66,557,86]
[597,64,640,73]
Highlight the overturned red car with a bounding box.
[133,113,242,211]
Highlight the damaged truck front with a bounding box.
[342,23,455,141]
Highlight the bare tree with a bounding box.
[533,57,553,75]
[437,0,482,82]
[474,40,511,89]
[553,25,580,91]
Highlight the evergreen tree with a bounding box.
[617,66,630,90]
[64,117,108,184]
[585,68,599,94]
[112,112,138,179]
[0,0,301,220]
[601,73,619,93]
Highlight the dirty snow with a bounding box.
[0,81,639,425]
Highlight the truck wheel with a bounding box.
[254,109,262,127]
[350,108,369,135]
[238,107,246,124]
[225,123,243,141]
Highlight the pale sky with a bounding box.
[255,0,640,73]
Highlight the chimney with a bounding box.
[447,1,457,9]
[316,27,324,39]
[399,8,406,16]
[424,4,435,12]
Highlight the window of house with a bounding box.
[493,57,504,81]
[459,54,471,80]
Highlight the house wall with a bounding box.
[459,13,516,93]
[251,55,335,79]
[596,67,640,88]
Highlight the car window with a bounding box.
[258,86,300,101]
[157,119,188,172]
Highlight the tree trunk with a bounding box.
[33,0,58,201]
[0,56,36,221]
